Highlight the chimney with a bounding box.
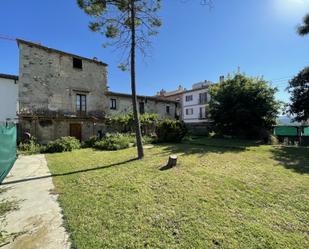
[158,89,166,96]
[219,75,225,83]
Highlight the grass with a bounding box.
[46,138,309,248]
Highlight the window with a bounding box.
[186,108,193,115]
[199,106,208,119]
[139,102,145,114]
[73,57,83,69]
[166,105,170,114]
[110,98,117,110]
[186,95,193,102]
[199,107,206,119]
[76,94,86,115]
[199,92,208,104]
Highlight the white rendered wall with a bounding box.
[0,78,18,122]
[182,88,210,123]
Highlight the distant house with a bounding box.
[182,81,213,124]
[106,91,179,120]
[156,85,185,102]
[0,73,18,122]
[155,85,185,118]
[17,39,108,143]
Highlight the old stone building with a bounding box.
[17,39,108,143]
[106,91,179,120]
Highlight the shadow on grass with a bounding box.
[153,138,257,157]
[1,158,138,186]
[183,137,261,149]
[270,146,309,174]
[159,163,175,171]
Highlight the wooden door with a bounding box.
[70,123,82,141]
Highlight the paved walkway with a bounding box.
[0,155,71,249]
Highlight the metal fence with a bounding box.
[0,123,17,184]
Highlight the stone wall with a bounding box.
[18,40,108,117]
[19,118,106,144]
[106,93,178,120]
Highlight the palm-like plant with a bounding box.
[298,14,309,36]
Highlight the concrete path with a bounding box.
[0,155,71,249]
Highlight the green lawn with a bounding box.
[46,138,309,249]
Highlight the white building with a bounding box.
[182,81,212,123]
[0,74,18,122]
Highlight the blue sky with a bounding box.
[0,0,308,103]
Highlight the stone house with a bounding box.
[106,91,179,120]
[17,39,108,144]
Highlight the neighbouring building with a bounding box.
[182,80,213,124]
[155,85,185,118]
[156,85,185,102]
[106,91,179,120]
[17,39,108,143]
[0,73,18,122]
[5,38,221,143]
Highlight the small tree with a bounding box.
[77,0,162,159]
[287,67,309,123]
[209,73,280,138]
[298,14,309,36]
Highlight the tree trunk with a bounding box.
[167,155,177,168]
[130,0,144,159]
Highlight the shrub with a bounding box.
[130,135,157,145]
[18,137,44,155]
[108,114,133,133]
[142,135,156,144]
[156,120,187,143]
[45,136,81,153]
[140,113,159,135]
[94,133,130,150]
[84,135,100,148]
[107,113,159,135]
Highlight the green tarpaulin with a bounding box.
[274,126,298,136]
[303,127,309,136]
[0,124,17,184]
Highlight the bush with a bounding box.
[84,135,100,148]
[142,135,156,144]
[45,136,81,153]
[156,120,187,143]
[94,133,130,151]
[107,113,159,135]
[18,137,44,155]
[130,134,157,145]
